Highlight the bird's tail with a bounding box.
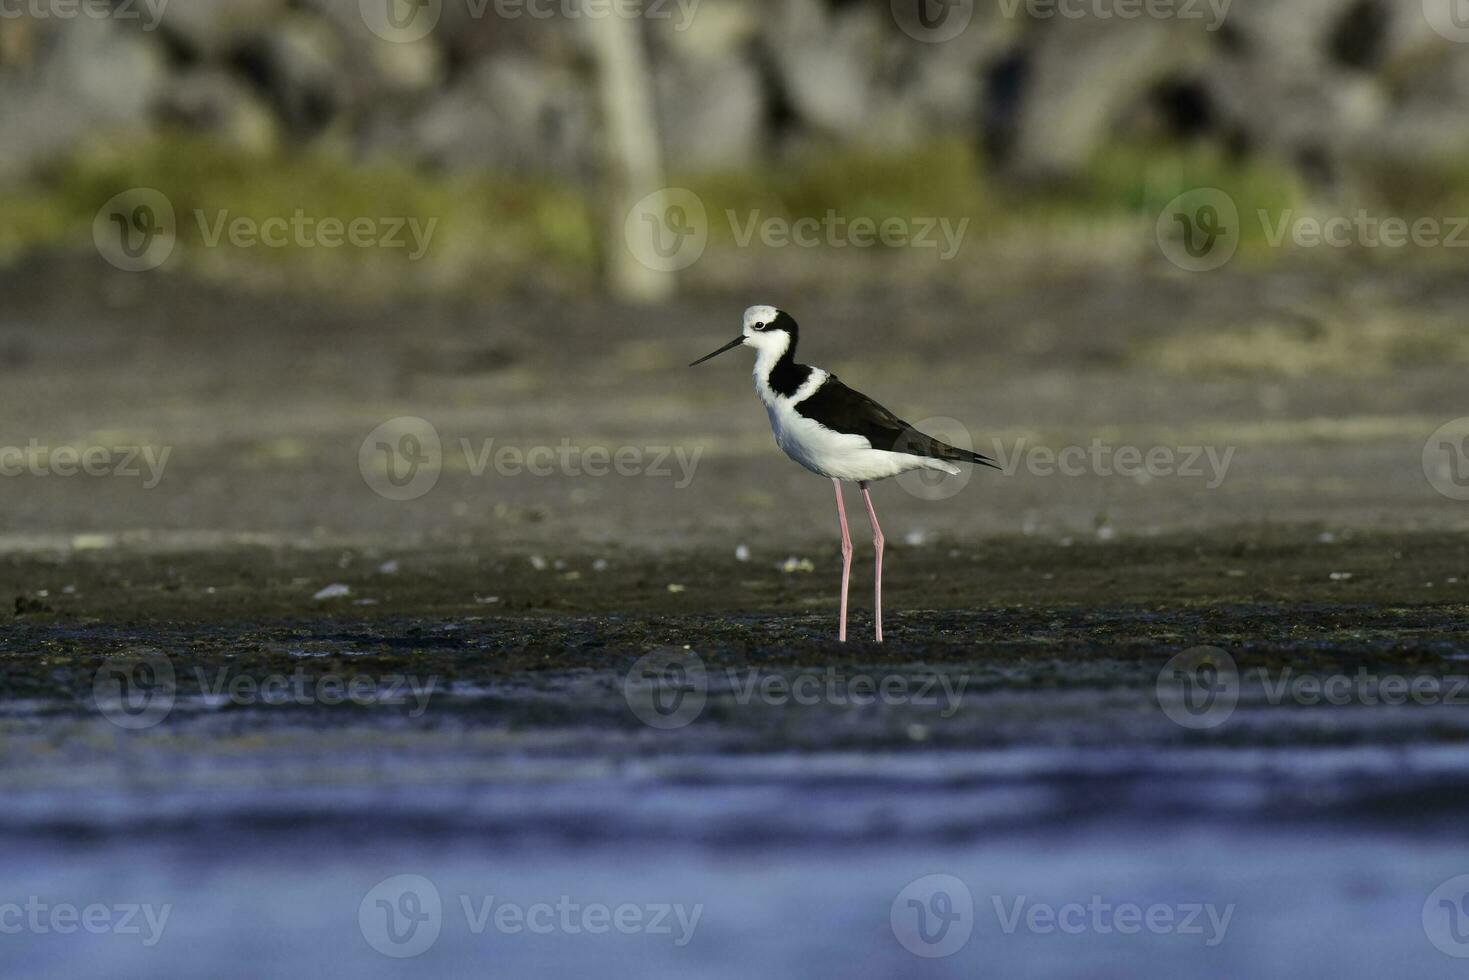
[941,445,1002,471]
[897,428,1002,471]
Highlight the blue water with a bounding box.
[3,665,1469,977]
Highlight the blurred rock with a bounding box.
[764,0,876,140]
[1206,0,1381,181]
[158,69,279,155]
[234,15,345,138]
[157,0,286,58]
[1005,17,1199,182]
[0,18,167,178]
[387,54,597,177]
[2,0,1469,190]
[303,0,446,94]
[648,0,764,170]
[654,54,764,171]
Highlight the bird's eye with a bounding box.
[753,322,767,331]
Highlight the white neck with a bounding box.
[750,332,792,403]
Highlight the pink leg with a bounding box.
[833,478,852,643]
[860,482,884,642]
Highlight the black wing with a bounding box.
[798,376,1000,470]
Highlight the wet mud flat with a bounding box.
[3,261,1469,975]
[2,531,1469,978]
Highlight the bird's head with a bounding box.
[689,305,798,366]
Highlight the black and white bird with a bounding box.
[691,305,998,642]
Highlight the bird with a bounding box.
[690,305,998,642]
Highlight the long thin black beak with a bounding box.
[689,336,744,367]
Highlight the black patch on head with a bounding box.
[769,310,800,341]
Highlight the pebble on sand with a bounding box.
[313,583,352,600]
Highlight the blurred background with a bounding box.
[1,0,1467,550]
[4,3,1469,979]
[6,0,1469,292]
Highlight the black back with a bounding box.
[798,375,1000,469]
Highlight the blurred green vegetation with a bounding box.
[11,131,1469,296]
[0,133,600,295]
[687,138,1302,252]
